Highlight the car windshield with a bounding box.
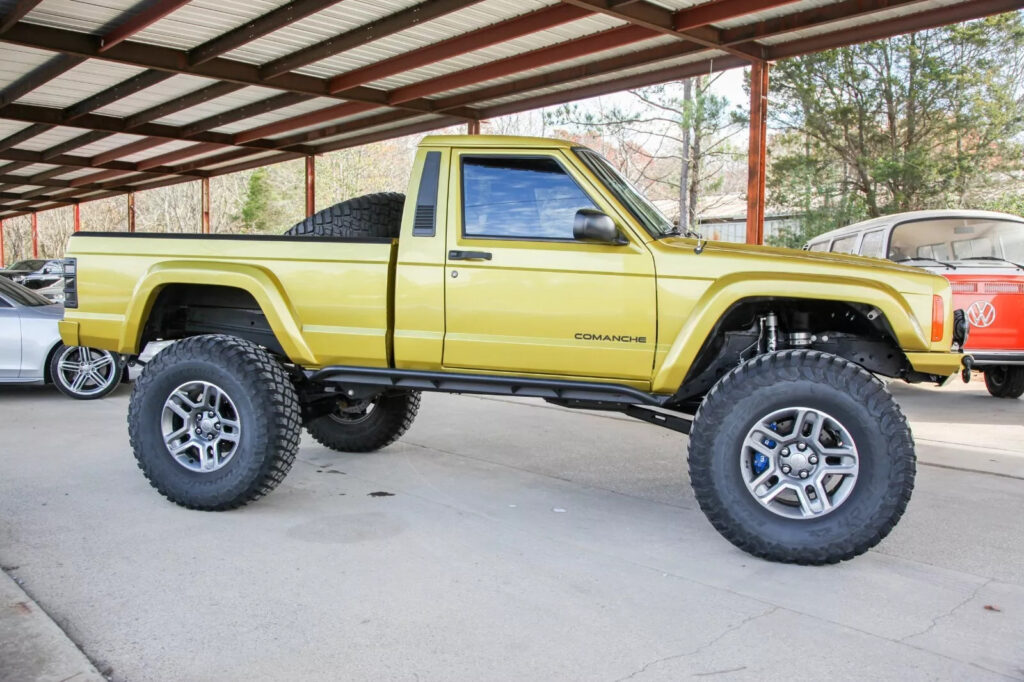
[8,259,46,270]
[889,217,1024,263]
[0,275,51,306]
[573,147,675,237]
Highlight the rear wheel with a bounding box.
[983,365,1024,398]
[688,350,915,564]
[306,391,420,453]
[128,335,301,510]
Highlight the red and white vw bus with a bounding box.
[806,210,1024,398]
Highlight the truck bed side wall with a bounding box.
[63,234,394,369]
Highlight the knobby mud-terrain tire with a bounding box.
[284,192,405,239]
[983,365,1024,399]
[128,335,301,510]
[687,350,915,565]
[306,391,420,453]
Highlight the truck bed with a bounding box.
[62,232,396,369]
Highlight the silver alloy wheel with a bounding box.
[161,381,241,473]
[55,346,119,397]
[740,407,859,519]
[327,398,376,425]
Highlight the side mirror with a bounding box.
[573,209,626,245]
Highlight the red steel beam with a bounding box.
[127,192,136,232]
[233,102,377,144]
[30,211,37,256]
[466,120,480,135]
[305,155,315,218]
[0,0,44,34]
[328,4,591,94]
[201,177,210,233]
[767,0,1023,59]
[388,24,654,105]
[745,60,768,245]
[0,217,5,266]
[99,0,193,52]
[260,0,483,80]
[73,203,80,231]
[674,0,801,32]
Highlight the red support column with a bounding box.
[73,203,80,232]
[745,61,770,245]
[305,155,316,219]
[31,212,38,257]
[201,177,211,234]
[0,218,5,267]
[467,120,481,135]
[127,192,136,232]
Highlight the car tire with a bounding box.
[687,350,915,565]
[50,345,124,400]
[128,335,301,510]
[983,365,1024,399]
[306,391,420,453]
[284,192,405,239]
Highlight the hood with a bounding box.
[651,237,948,295]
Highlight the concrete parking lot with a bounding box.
[1,378,1022,681]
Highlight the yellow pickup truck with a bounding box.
[60,135,966,564]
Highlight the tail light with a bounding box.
[931,295,944,342]
[62,257,77,308]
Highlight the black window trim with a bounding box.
[457,152,602,244]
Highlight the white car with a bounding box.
[0,277,124,399]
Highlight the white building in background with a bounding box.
[653,195,803,244]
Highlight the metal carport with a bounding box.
[0,0,1016,258]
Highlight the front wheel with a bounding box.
[983,365,1024,398]
[128,335,301,510]
[306,391,420,453]
[687,350,915,565]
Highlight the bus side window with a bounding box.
[859,229,886,258]
[830,234,859,254]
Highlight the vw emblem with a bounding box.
[966,300,996,328]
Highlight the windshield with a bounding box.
[0,275,51,306]
[889,217,1024,263]
[8,259,46,271]
[573,147,675,237]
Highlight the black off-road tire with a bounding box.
[306,391,420,453]
[688,350,916,565]
[128,335,301,510]
[983,365,1024,399]
[284,192,405,239]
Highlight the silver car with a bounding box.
[0,276,124,399]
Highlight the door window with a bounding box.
[859,229,886,258]
[830,234,859,254]
[461,156,596,240]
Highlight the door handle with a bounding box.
[448,250,492,261]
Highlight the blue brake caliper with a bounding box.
[752,422,778,476]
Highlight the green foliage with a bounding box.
[767,12,1024,247]
[238,168,276,233]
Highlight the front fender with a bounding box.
[651,272,932,393]
[121,260,317,366]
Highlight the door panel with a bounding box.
[442,150,656,382]
[0,302,22,378]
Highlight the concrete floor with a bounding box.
[0,378,1022,681]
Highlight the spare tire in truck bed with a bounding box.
[284,192,405,239]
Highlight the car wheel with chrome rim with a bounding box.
[50,344,123,400]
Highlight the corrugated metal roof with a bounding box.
[0,0,1012,219]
